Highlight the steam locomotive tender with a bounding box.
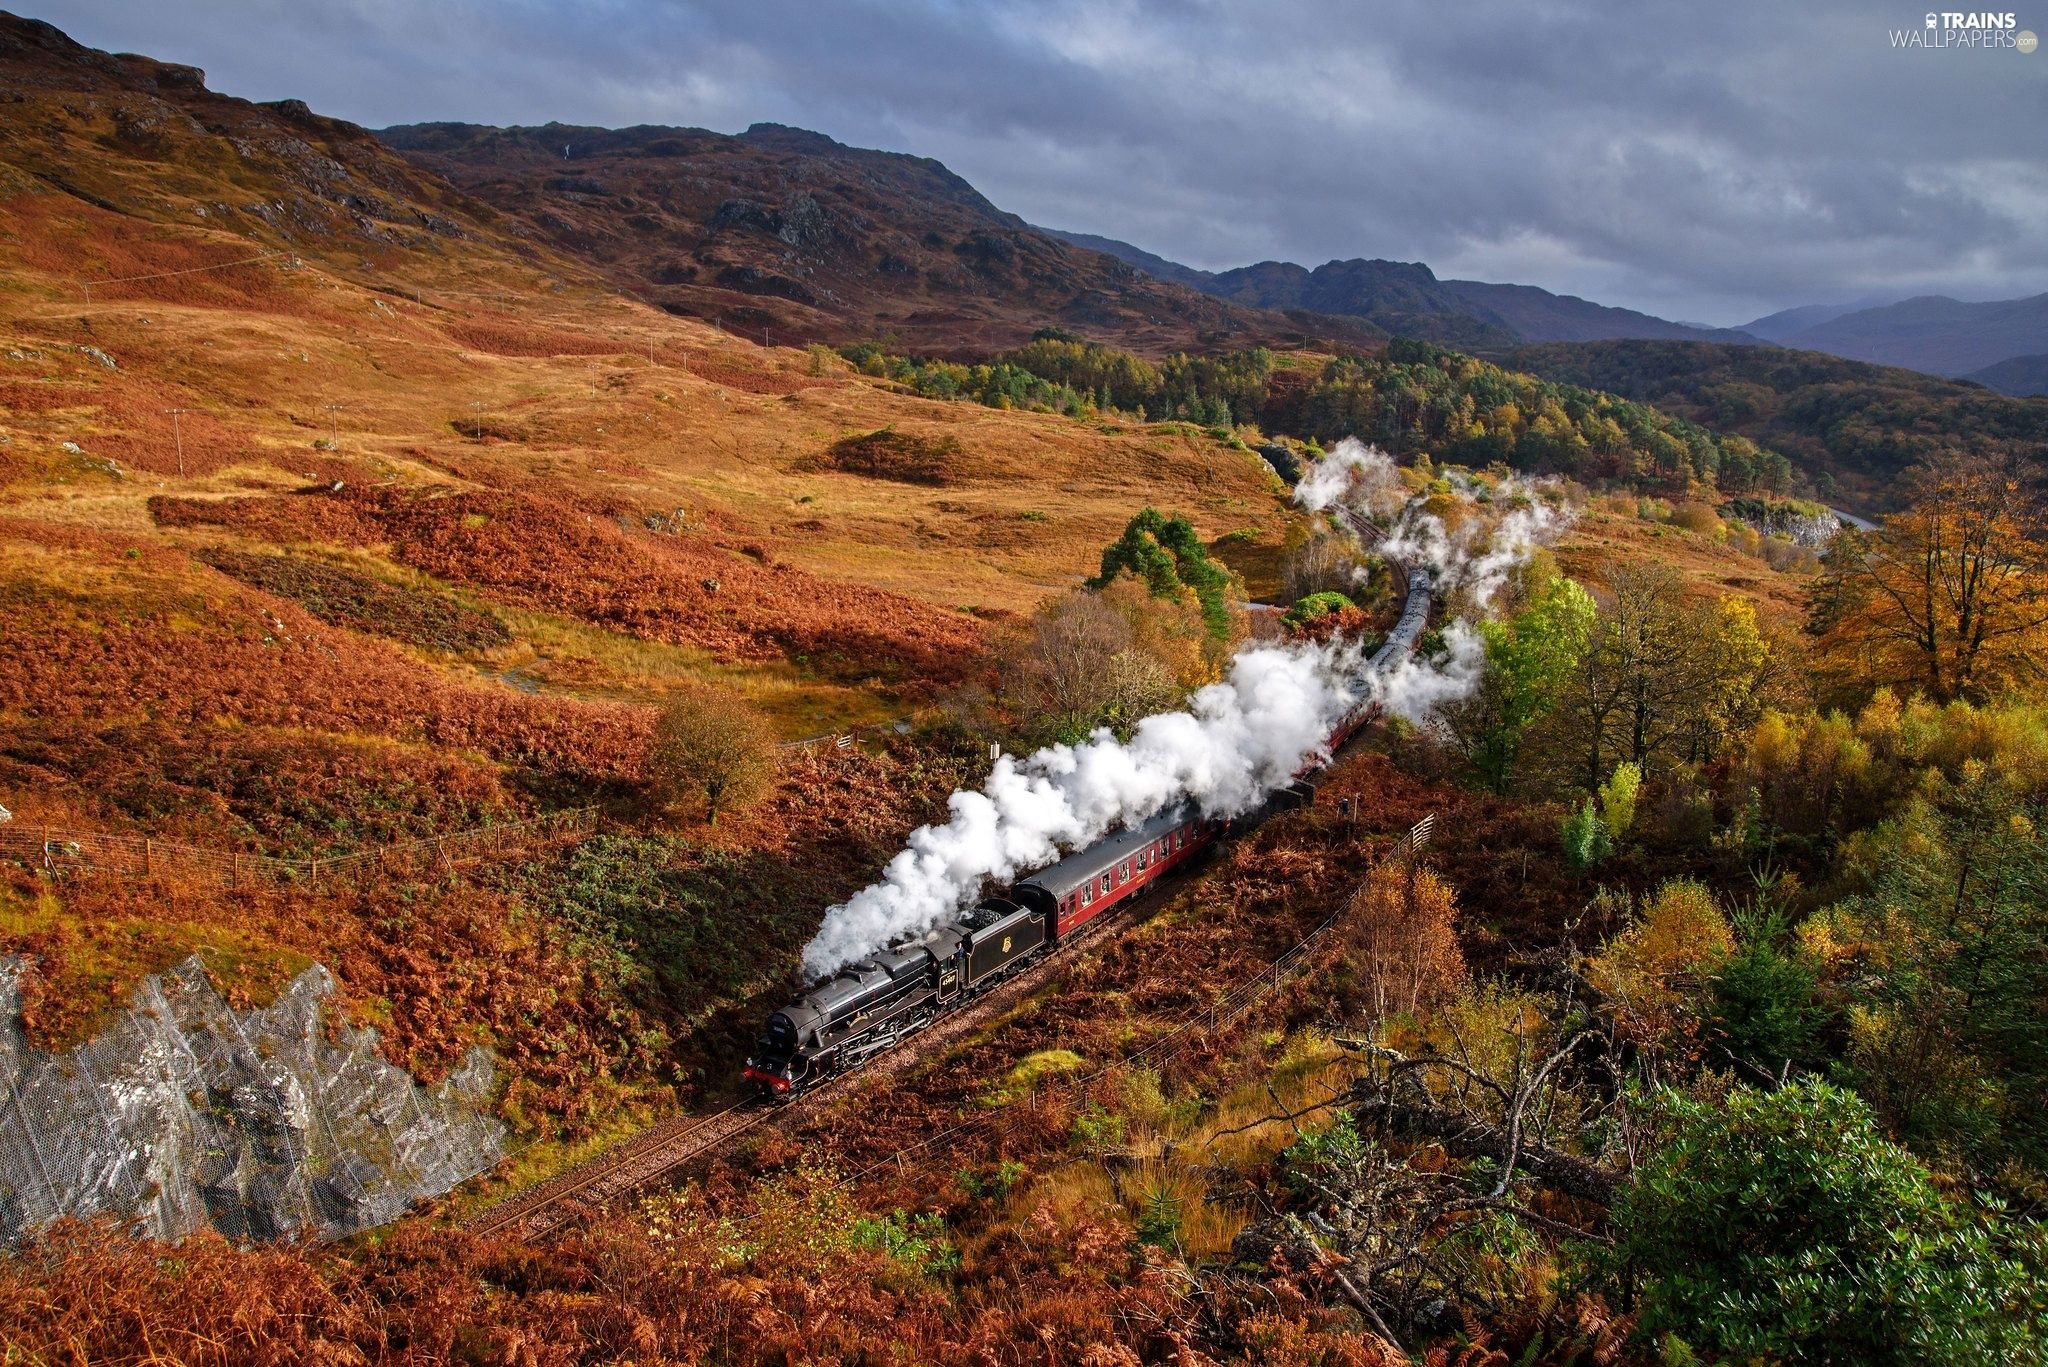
[744,566,1434,1100]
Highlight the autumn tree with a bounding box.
[1090,507,1238,642]
[1809,452,2048,703]
[647,686,776,824]
[1283,528,1380,605]
[1587,877,1735,1046]
[1453,569,1595,792]
[1346,859,1466,1020]
[1000,577,1212,744]
[1538,564,1786,792]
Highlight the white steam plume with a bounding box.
[1296,438,1575,609]
[799,439,1571,982]
[1372,618,1488,725]
[801,636,1363,979]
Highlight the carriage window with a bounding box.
[1081,884,1092,905]
[1101,873,1112,895]
[1137,850,1148,871]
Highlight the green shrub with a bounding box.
[1070,1104,1126,1151]
[957,1159,1026,1201]
[1609,1081,2048,1365]
[1281,590,1357,630]
[849,1209,960,1277]
[1561,797,1612,868]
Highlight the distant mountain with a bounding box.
[1767,293,2048,377]
[378,123,1381,357]
[1201,257,1519,350]
[1043,227,1217,292]
[1043,228,1755,350]
[1440,279,1758,345]
[1739,302,1876,344]
[1965,353,2048,398]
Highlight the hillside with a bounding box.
[1967,353,2048,398]
[1507,338,2048,511]
[1765,292,2048,376]
[0,13,554,291]
[1441,278,1758,345]
[375,121,1383,357]
[0,9,1318,1194]
[1738,299,1890,343]
[1043,227,1755,347]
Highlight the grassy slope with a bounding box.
[0,18,1824,1169]
[0,65,1296,1131]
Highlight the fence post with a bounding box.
[231,852,240,889]
[143,838,152,877]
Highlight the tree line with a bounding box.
[841,332,1798,497]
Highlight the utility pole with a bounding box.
[323,402,343,450]
[163,407,188,477]
[472,400,484,439]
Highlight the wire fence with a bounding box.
[0,807,601,889]
[776,714,920,754]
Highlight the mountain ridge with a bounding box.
[1041,226,1761,349]
[375,120,1383,357]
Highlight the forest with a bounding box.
[1504,339,2048,510]
[842,334,1798,496]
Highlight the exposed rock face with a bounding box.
[0,956,503,1245]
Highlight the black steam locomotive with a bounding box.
[744,567,1434,1099]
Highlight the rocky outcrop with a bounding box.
[0,956,503,1245]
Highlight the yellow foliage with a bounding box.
[1346,861,1467,1020]
[1587,879,1733,1038]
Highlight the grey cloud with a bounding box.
[24,0,2048,323]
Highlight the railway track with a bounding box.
[466,526,1422,1241]
[461,876,1159,1240]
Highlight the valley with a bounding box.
[1,9,2045,1366]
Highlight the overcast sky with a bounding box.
[25,0,2048,325]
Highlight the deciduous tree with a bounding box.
[1345,859,1465,1020]
[647,686,775,824]
[1809,452,2048,703]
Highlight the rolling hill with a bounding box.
[1506,338,2048,511]
[1966,353,2048,398]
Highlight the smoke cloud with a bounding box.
[1296,439,1575,609]
[801,636,1364,978]
[799,439,1571,982]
